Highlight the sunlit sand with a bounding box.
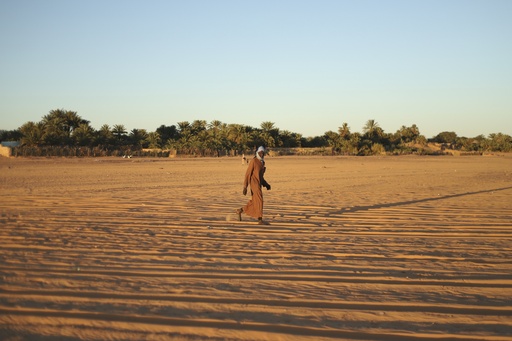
[1,155,511,340]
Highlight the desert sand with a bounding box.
[0,155,511,341]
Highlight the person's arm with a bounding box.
[262,180,271,190]
[261,166,271,190]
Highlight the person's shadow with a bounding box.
[336,186,512,214]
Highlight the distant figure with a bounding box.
[241,153,246,165]
[236,146,271,224]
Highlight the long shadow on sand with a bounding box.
[338,185,512,214]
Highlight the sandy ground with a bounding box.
[0,155,511,341]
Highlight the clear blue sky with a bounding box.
[1,0,511,138]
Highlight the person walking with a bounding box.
[236,146,271,224]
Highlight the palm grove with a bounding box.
[1,109,511,157]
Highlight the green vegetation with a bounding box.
[1,109,511,157]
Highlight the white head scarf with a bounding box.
[256,146,265,162]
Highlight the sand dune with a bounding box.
[1,155,511,340]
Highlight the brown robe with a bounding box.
[243,157,269,219]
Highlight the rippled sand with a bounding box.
[1,155,511,340]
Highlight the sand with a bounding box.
[0,155,511,341]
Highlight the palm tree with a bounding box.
[207,120,226,156]
[20,121,44,146]
[208,120,223,131]
[145,132,161,149]
[350,132,362,155]
[178,121,190,136]
[0,129,22,142]
[338,123,351,139]
[73,122,95,146]
[363,119,385,146]
[129,129,148,149]
[363,119,380,137]
[260,121,279,148]
[112,124,127,145]
[260,121,276,132]
[41,109,86,145]
[228,124,246,147]
[96,124,113,146]
[191,120,207,135]
[279,130,294,148]
[42,110,66,145]
[324,130,340,153]
[64,110,87,138]
[174,122,194,153]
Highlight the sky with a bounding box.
[1,0,511,138]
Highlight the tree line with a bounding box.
[1,109,511,157]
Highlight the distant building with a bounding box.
[0,141,20,157]
[1,141,20,147]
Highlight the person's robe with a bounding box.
[243,157,269,218]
